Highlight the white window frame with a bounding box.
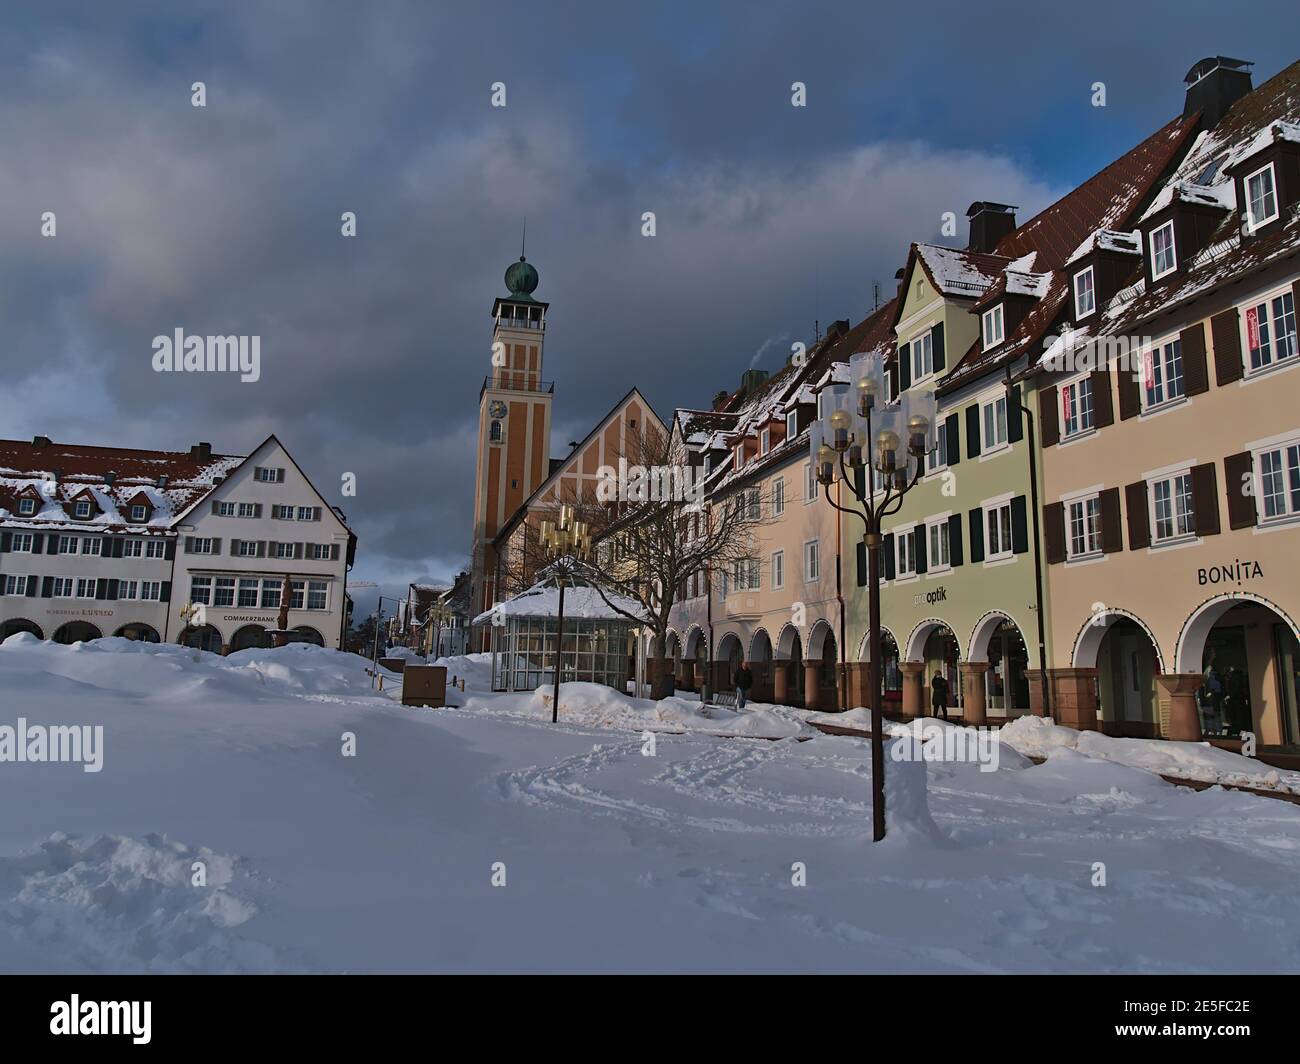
[1073,265,1096,319]
[1149,220,1177,280]
[926,418,949,473]
[981,393,1009,452]
[58,535,78,554]
[75,578,98,599]
[984,499,1014,561]
[785,410,798,438]
[1242,285,1298,375]
[981,304,1005,349]
[11,533,34,553]
[1244,161,1279,231]
[53,577,74,598]
[910,329,935,383]
[1066,493,1103,560]
[236,539,260,558]
[17,497,36,515]
[1060,373,1095,439]
[760,428,771,455]
[189,577,212,605]
[1255,437,1300,525]
[804,462,818,503]
[140,581,162,602]
[803,539,820,582]
[773,476,785,517]
[73,499,92,519]
[129,504,148,522]
[771,549,785,590]
[122,539,143,557]
[1141,336,1186,410]
[146,540,165,559]
[1149,469,1196,544]
[925,517,951,573]
[216,501,236,517]
[237,502,258,518]
[81,537,101,556]
[307,581,329,611]
[3,575,28,596]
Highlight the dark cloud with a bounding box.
[1,1,1294,593]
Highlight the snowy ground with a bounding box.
[2,635,1299,973]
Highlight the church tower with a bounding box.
[469,254,553,634]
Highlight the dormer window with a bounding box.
[981,305,1005,349]
[1073,266,1096,319]
[73,500,92,519]
[760,428,771,455]
[129,504,148,522]
[17,498,36,516]
[785,410,798,437]
[1245,162,1279,231]
[1149,221,1177,279]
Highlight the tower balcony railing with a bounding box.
[480,375,555,400]
[495,316,546,331]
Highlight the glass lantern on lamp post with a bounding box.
[809,351,936,841]
[539,505,592,724]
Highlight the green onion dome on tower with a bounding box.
[504,255,539,301]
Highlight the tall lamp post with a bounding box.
[810,351,935,841]
[539,505,591,724]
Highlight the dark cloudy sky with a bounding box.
[1,1,1295,615]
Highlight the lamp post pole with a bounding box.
[539,505,591,725]
[812,353,935,842]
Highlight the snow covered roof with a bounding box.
[0,437,243,534]
[1064,229,1142,267]
[914,243,1006,297]
[473,578,648,625]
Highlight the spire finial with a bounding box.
[520,218,527,261]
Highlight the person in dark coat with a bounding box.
[734,661,754,709]
[930,671,950,721]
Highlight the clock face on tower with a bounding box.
[488,400,508,419]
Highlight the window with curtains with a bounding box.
[1067,495,1103,558]
[1143,338,1185,408]
[1061,376,1094,437]
[1073,266,1096,319]
[1151,473,1195,541]
[1150,220,1176,279]
[1244,289,1298,373]
[1245,162,1279,230]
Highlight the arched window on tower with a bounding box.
[490,420,503,443]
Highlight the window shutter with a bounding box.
[41,576,53,598]
[965,404,982,458]
[254,504,263,518]
[106,579,119,601]
[25,576,38,597]
[295,542,304,559]
[313,508,322,522]
[1043,502,1066,564]
[1099,487,1123,553]
[1038,386,1059,446]
[212,500,221,514]
[944,413,960,464]
[968,508,985,563]
[856,541,867,587]
[185,536,195,553]
[1091,370,1114,428]
[211,537,222,554]
[1011,495,1029,554]
[256,541,266,557]
[915,528,928,574]
[899,343,912,392]
[1223,451,1257,529]
[95,580,108,601]
[1211,308,1243,386]
[32,533,44,553]
[1181,322,1209,396]
[887,359,899,401]
[1125,481,1150,549]
[277,468,286,482]
[882,534,895,580]
[1007,385,1023,443]
[0,532,9,552]
[330,544,340,561]
[112,538,125,558]
[948,513,964,566]
[931,322,945,372]
[1190,462,1221,536]
[160,581,172,603]
[164,539,175,560]
[46,534,59,555]
[230,538,241,555]
[1117,364,1140,420]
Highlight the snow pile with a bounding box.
[0,832,282,974]
[881,741,947,845]
[1001,715,1300,794]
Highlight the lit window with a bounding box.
[1067,496,1102,558]
[1143,339,1185,408]
[1245,290,1298,372]
[1245,163,1279,230]
[1151,473,1195,541]
[982,305,1005,349]
[1073,267,1096,319]
[1150,221,1176,279]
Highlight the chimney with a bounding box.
[156,474,169,489]
[104,471,117,487]
[825,319,850,340]
[1184,57,1253,129]
[966,202,1018,254]
[32,435,51,450]
[712,390,730,411]
[190,442,212,461]
[740,369,769,396]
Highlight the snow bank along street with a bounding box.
[1,635,1299,974]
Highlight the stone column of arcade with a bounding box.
[772,660,790,704]
[959,661,989,726]
[1157,674,1204,741]
[803,661,821,711]
[900,662,925,718]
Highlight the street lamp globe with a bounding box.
[874,429,900,472]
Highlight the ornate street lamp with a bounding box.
[539,504,592,724]
[809,351,936,841]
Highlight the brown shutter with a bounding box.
[1117,362,1140,420]
[1223,451,1257,529]
[1211,308,1243,386]
[1043,501,1066,564]
[1091,370,1114,428]
[1038,385,1060,447]
[1190,462,1221,536]
[1099,487,1123,553]
[1125,481,1150,549]
[1181,322,1209,396]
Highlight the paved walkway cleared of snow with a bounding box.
[2,637,1298,973]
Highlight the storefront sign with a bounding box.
[1198,560,1264,586]
[45,609,115,618]
[912,586,949,607]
